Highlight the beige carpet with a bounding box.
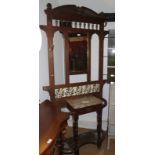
[55,127,115,155]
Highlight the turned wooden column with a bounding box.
[73,114,79,155]
[99,23,104,97]
[44,3,55,101]
[97,109,102,148]
[57,126,67,155]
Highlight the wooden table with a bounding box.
[39,100,69,155]
[65,95,107,155]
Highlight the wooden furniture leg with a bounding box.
[97,109,102,148]
[51,147,56,155]
[73,114,79,155]
[57,127,66,155]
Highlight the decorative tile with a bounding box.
[55,84,100,99]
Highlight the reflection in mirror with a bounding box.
[53,31,65,85]
[91,33,99,81]
[68,33,87,75]
[103,38,108,80]
[107,30,115,83]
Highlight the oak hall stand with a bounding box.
[40,3,115,155]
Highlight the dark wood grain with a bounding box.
[99,24,104,97]
[39,100,69,155]
[64,31,70,84]
[45,4,115,23]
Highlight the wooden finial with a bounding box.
[47,3,52,9]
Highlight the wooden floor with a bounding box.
[55,127,115,155]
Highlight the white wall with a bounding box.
[91,34,99,81]
[39,0,115,130]
[39,0,59,25]
[53,32,65,85]
[39,30,50,102]
[58,0,115,13]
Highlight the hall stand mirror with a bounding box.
[40,3,115,155]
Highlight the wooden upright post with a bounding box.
[64,32,70,84]
[45,3,55,101]
[99,23,104,97]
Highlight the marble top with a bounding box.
[66,95,103,109]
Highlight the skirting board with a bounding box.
[67,119,108,130]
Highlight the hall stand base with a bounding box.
[62,130,106,154]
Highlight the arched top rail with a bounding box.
[44,3,115,24]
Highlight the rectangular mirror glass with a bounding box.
[68,33,87,75]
